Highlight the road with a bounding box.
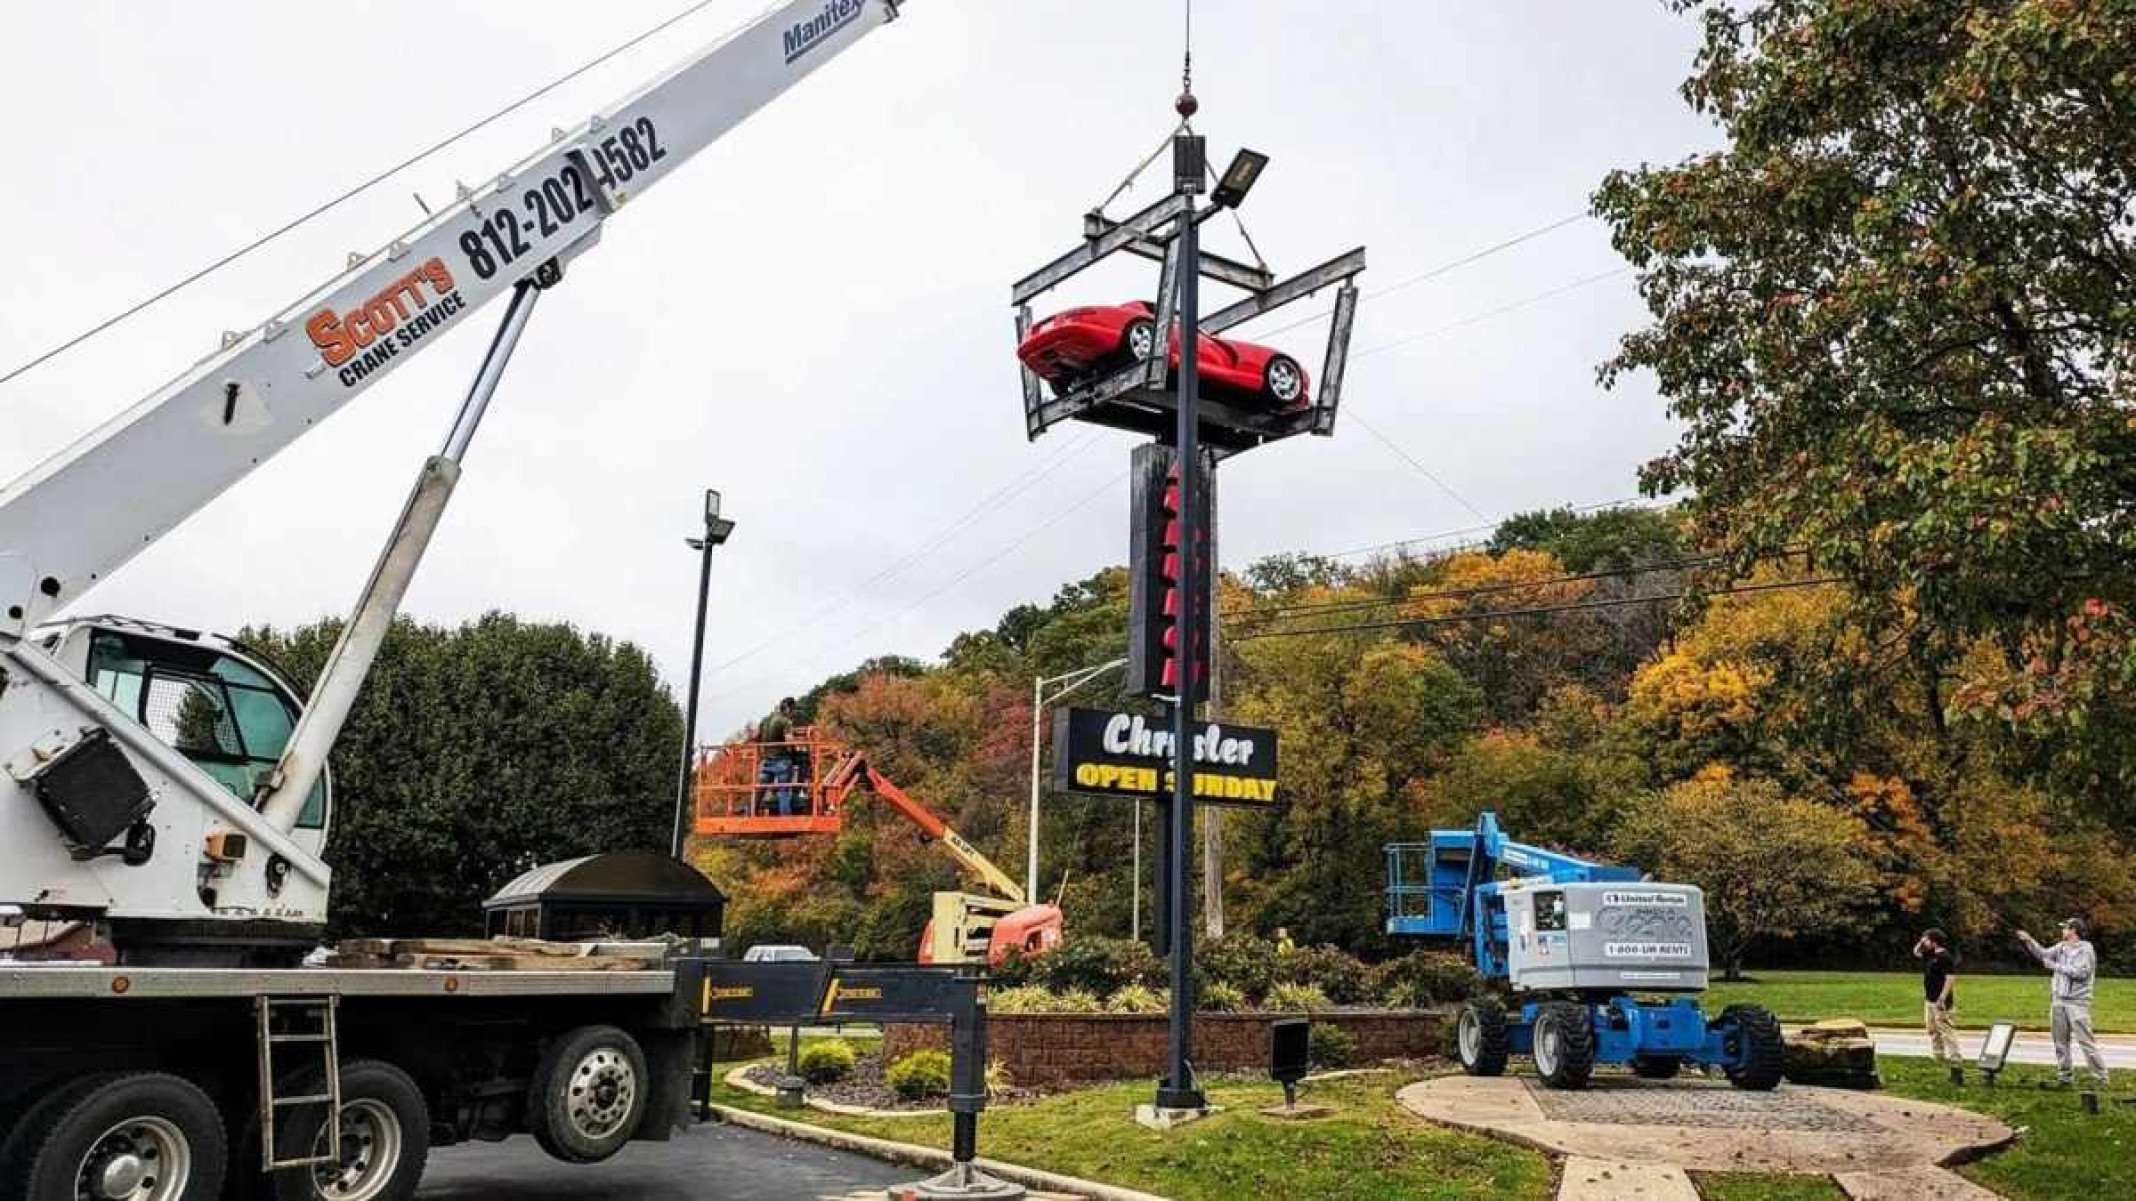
[1866,1026,2136,1070]
[415,1121,915,1201]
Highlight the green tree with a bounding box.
[1613,772,1879,980]
[246,614,681,937]
[1596,1,2136,793]
[1489,505,1685,573]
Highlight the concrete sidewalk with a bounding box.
[1841,1026,2136,1070]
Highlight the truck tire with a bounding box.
[1455,998,1511,1077]
[1631,1055,1682,1080]
[526,1025,648,1164]
[1531,1003,1596,1090]
[262,1060,430,1201]
[5,1071,226,1201]
[1720,1004,1786,1091]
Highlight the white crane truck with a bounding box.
[0,5,1019,1200]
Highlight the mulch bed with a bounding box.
[745,1052,1042,1111]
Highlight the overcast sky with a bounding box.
[0,1,1718,737]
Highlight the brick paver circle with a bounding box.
[1398,1074,2016,1177]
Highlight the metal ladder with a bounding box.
[255,995,343,1171]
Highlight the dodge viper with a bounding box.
[1017,301,1310,408]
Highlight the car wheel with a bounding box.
[1263,355,1306,405]
[526,1026,648,1164]
[1123,319,1159,364]
[7,1071,226,1201]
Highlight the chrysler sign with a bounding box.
[1052,707,1280,807]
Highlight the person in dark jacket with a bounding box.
[1913,928,1962,1084]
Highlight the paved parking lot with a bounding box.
[415,1121,914,1201]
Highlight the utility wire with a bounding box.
[0,0,736,388]
[1346,412,1488,520]
[1224,550,1789,623]
[1354,268,1630,360]
[1234,577,1844,642]
[1306,496,1659,562]
[1254,213,1591,340]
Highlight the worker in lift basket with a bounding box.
[2016,918,2110,1090]
[757,697,801,816]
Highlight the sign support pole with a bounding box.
[1157,131,1208,1114]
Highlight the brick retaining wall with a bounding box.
[883,1010,1448,1087]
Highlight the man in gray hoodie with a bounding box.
[2017,918,2109,1089]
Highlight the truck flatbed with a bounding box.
[0,964,677,999]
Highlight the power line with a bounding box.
[1254,213,1591,340]
[1353,267,1630,360]
[0,0,739,388]
[706,429,1105,676]
[1304,497,1659,562]
[1347,412,1489,520]
[1225,550,1771,624]
[1233,577,1844,642]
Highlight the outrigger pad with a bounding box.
[29,727,153,853]
[893,1166,1027,1200]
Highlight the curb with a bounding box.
[723,1064,937,1119]
[708,1103,1172,1201]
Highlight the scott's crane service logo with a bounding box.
[305,257,467,388]
[784,0,865,64]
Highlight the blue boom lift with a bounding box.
[1385,812,1784,1090]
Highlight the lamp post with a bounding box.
[671,489,737,860]
[1025,658,1126,899]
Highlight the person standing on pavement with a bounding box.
[2017,918,2110,1090]
[1914,928,1963,1084]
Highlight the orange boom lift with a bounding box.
[694,728,1063,966]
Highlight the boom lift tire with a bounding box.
[1531,1003,1596,1090]
[1454,998,1511,1077]
[4,1071,226,1201]
[1719,1004,1786,1092]
[1631,1055,1682,1080]
[255,1060,430,1201]
[526,1025,648,1164]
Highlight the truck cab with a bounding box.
[39,617,333,863]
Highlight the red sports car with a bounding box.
[1017,301,1310,408]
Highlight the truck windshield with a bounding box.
[89,630,326,829]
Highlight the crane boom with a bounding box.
[0,0,904,636]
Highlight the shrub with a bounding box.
[1028,937,1163,997]
[1275,945,1372,1004]
[986,985,1060,1015]
[1368,951,1484,1007]
[1105,984,1169,1014]
[1199,980,1247,1012]
[989,947,1038,987]
[1196,932,1279,1000]
[1264,981,1332,1013]
[796,1039,857,1084]
[1046,988,1105,1014]
[886,1050,953,1100]
[1308,1023,1359,1069]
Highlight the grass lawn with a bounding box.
[1706,970,2136,1033]
[711,1063,1551,1201]
[1876,1056,2135,1200]
[1693,1174,1845,1200]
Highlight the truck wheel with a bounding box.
[265,1060,430,1201]
[1531,1004,1596,1090]
[526,1025,648,1164]
[6,1071,226,1201]
[1631,1056,1682,1080]
[1719,1004,1786,1091]
[1455,999,1510,1077]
